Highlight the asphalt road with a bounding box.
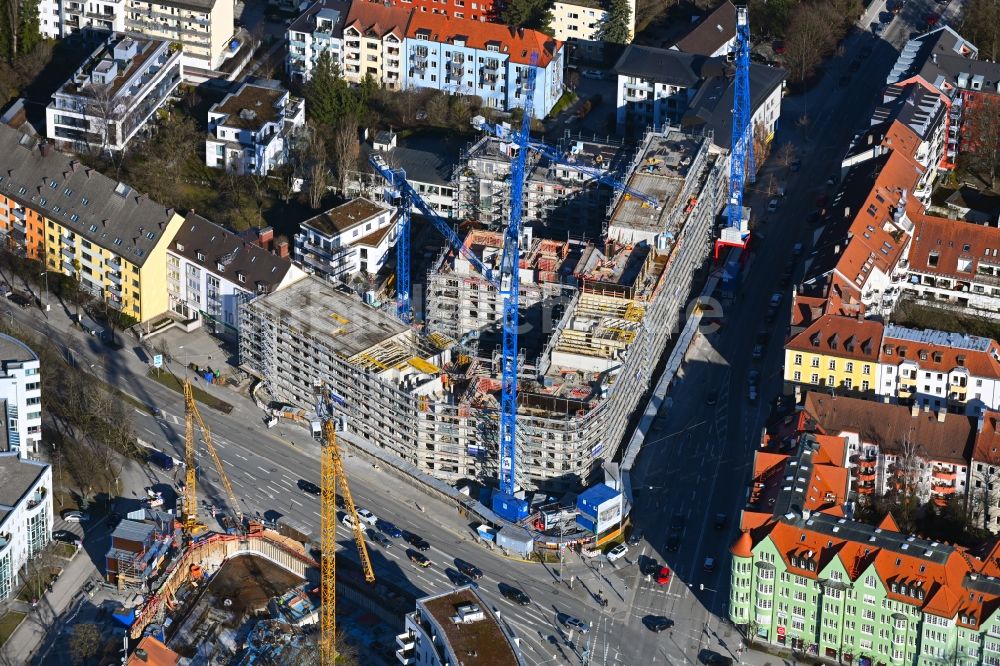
[3,2,967,662]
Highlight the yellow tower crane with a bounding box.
[181,379,243,536]
[320,414,375,665]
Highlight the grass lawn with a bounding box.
[17,568,58,603]
[146,369,234,414]
[0,611,26,646]
[53,542,77,559]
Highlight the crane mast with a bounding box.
[318,397,374,666]
[717,5,754,258]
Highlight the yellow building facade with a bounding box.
[783,315,884,394]
[1,125,182,322]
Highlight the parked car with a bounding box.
[656,566,672,585]
[752,344,764,360]
[500,584,530,605]
[792,242,803,255]
[606,543,629,562]
[767,198,780,213]
[704,557,716,573]
[62,511,89,523]
[446,568,476,587]
[52,530,79,544]
[699,650,734,666]
[558,613,589,634]
[366,528,391,548]
[666,531,681,552]
[644,615,675,632]
[7,292,32,308]
[297,479,320,496]
[356,508,378,526]
[341,514,357,529]
[407,549,431,567]
[455,559,483,580]
[377,519,403,538]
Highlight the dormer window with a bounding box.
[217,262,225,272]
[919,350,928,360]
[957,355,966,366]
[176,243,184,252]
[197,251,205,261]
[884,345,894,356]
[237,271,246,284]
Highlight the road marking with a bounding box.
[312,510,321,519]
[245,472,256,481]
[257,466,269,473]
[290,498,302,506]
[266,485,282,497]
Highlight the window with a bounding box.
[793,371,802,381]
[811,358,820,368]
[811,374,819,384]
[794,354,803,365]
[863,364,871,375]
[846,362,854,372]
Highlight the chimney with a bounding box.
[936,408,946,423]
[135,648,148,662]
[911,403,920,417]
[276,239,289,258]
[257,226,274,249]
[977,412,986,433]
[923,402,930,413]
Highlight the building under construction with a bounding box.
[240,127,725,493]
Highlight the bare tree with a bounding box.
[306,130,330,209]
[777,142,797,169]
[69,623,101,665]
[962,95,1000,190]
[332,117,359,194]
[887,434,923,532]
[972,445,1000,532]
[783,4,835,83]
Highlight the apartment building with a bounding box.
[39,0,126,38]
[286,0,350,82]
[0,453,52,601]
[799,391,974,505]
[245,128,725,493]
[795,147,922,322]
[456,132,629,231]
[670,0,736,57]
[46,34,183,153]
[395,587,525,665]
[0,336,43,459]
[0,126,185,321]
[970,413,1000,532]
[784,314,883,396]
[550,0,608,52]
[342,2,411,90]
[425,228,590,338]
[403,15,565,117]
[350,130,459,218]
[125,0,235,73]
[614,45,785,147]
[167,215,304,337]
[205,81,305,176]
[294,198,396,282]
[385,0,499,22]
[878,325,1000,416]
[905,212,1000,322]
[886,25,998,171]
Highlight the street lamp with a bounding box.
[39,271,49,312]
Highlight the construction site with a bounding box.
[240,126,727,495]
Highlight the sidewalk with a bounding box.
[3,542,99,663]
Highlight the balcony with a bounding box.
[25,487,47,513]
[933,466,957,481]
[396,632,415,650]
[106,270,122,284]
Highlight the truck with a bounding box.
[148,450,174,471]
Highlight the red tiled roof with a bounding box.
[973,412,1000,464]
[405,13,562,67]
[345,2,412,39]
[909,211,1000,283]
[785,314,883,362]
[127,637,180,666]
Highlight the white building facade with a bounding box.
[124,0,235,73]
[167,216,304,336]
[294,198,396,282]
[205,82,305,176]
[0,336,42,459]
[877,325,1000,416]
[286,0,349,82]
[39,0,126,38]
[46,34,183,153]
[0,454,53,601]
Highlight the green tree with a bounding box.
[598,0,632,44]
[306,51,356,127]
[16,0,39,56]
[500,0,553,36]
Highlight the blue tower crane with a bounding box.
[472,118,661,208]
[491,56,538,523]
[395,192,411,321]
[716,5,754,258]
